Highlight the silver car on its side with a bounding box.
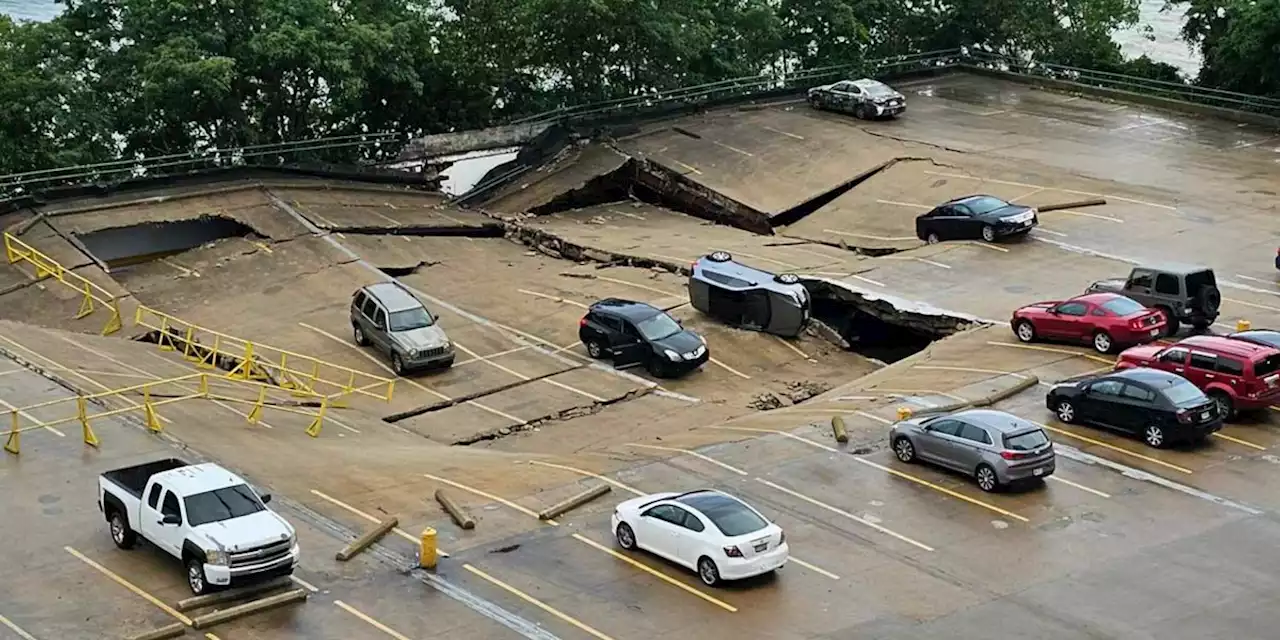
[350,282,454,375]
[888,409,1055,492]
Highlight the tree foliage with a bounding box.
[0,0,1273,179]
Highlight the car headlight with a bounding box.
[663,349,681,361]
[205,548,230,566]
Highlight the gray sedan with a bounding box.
[889,409,1055,492]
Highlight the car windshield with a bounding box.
[1004,429,1049,451]
[184,484,265,527]
[701,500,768,536]
[1101,297,1145,316]
[965,197,1008,214]
[635,313,682,341]
[388,308,434,331]
[1161,380,1207,406]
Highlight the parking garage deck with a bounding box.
[3,71,1280,640]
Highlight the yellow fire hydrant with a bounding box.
[419,527,437,570]
[1237,319,1251,332]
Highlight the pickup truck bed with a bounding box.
[102,458,186,498]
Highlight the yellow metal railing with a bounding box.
[134,306,395,404]
[3,372,335,455]
[3,232,122,335]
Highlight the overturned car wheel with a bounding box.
[707,251,733,262]
[775,273,800,285]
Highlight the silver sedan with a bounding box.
[889,409,1056,492]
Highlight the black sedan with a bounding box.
[915,195,1038,244]
[578,298,709,378]
[1045,368,1222,448]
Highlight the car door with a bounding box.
[828,82,853,111]
[1124,269,1156,302]
[915,418,964,468]
[636,504,684,561]
[953,421,993,473]
[1041,301,1090,340]
[370,306,392,355]
[1118,383,1159,433]
[612,320,649,369]
[670,506,706,570]
[1151,347,1189,376]
[153,488,187,556]
[929,205,968,239]
[1184,350,1221,391]
[1080,379,1127,430]
[582,312,619,353]
[357,295,379,343]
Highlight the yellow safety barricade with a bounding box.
[3,232,122,335]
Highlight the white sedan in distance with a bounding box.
[611,489,788,586]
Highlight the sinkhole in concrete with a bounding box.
[803,279,980,364]
[74,216,255,270]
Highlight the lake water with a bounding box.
[3,0,1202,76]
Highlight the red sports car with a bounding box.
[1011,293,1165,354]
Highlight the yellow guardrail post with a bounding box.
[102,299,122,336]
[246,386,267,424]
[142,385,162,433]
[179,327,197,360]
[305,397,328,438]
[330,371,355,409]
[77,396,100,447]
[197,335,220,369]
[157,318,176,351]
[3,234,16,264]
[4,410,18,455]
[199,373,209,397]
[229,343,255,380]
[75,282,95,319]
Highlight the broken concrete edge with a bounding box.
[770,156,940,229]
[1037,198,1106,213]
[436,488,477,530]
[539,483,612,520]
[322,224,505,237]
[802,277,992,338]
[190,588,308,630]
[451,387,652,446]
[831,415,849,443]
[382,361,591,423]
[336,516,400,561]
[176,575,294,612]
[905,375,1041,416]
[123,621,187,640]
[11,210,48,236]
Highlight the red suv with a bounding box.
[1115,335,1280,418]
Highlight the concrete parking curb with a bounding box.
[1037,198,1106,213]
[908,375,1041,416]
[190,588,308,629]
[436,489,477,530]
[538,484,611,521]
[831,415,849,443]
[176,576,293,612]
[123,622,186,640]
[336,517,400,561]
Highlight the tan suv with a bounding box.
[350,283,454,374]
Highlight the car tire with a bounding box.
[697,556,721,587]
[391,353,406,376]
[1014,320,1037,343]
[186,557,210,595]
[975,464,1001,493]
[1156,307,1178,337]
[615,522,637,551]
[1055,399,1077,424]
[1191,319,1212,332]
[893,437,916,463]
[981,225,997,242]
[353,325,369,347]
[1092,331,1114,354]
[585,340,606,359]
[708,251,733,262]
[109,511,136,550]
[647,358,668,379]
[808,94,823,110]
[775,273,800,285]
[926,232,942,245]
[1143,425,1167,449]
[1209,390,1234,420]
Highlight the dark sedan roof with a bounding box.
[590,298,662,321]
[1102,367,1189,387]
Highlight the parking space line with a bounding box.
[727,251,799,270]
[450,341,605,403]
[1235,274,1279,288]
[0,614,38,640]
[788,557,841,580]
[0,368,19,377]
[625,442,748,475]
[0,333,153,430]
[65,546,224,640]
[1032,421,1193,474]
[335,601,414,640]
[848,273,885,287]
[0,397,66,437]
[591,275,683,298]
[711,140,754,157]
[673,160,703,175]
[710,357,752,379]
[772,335,810,360]
[912,364,1030,379]
[526,460,644,495]
[875,199,930,210]
[874,255,952,269]
[877,388,967,402]
[454,344,531,366]
[291,575,320,592]
[308,489,447,554]
[963,241,1010,252]
[762,125,804,140]
[821,229,918,242]
[517,288,591,309]
[985,341,1115,365]
[570,534,738,612]
[1034,227,1069,237]
[921,170,1178,210]
[422,473,551,523]
[1010,187,1045,202]
[1224,297,1280,313]
[1046,475,1111,498]
[756,478,935,551]
[1050,208,1124,223]
[463,564,617,639]
[855,410,892,424]
[1213,431,1267,451]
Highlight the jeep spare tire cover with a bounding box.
[775,273,800,285]
[708,251,732,262]
[1197,285,1221,313]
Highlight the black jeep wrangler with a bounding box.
[1086,264,1221,336]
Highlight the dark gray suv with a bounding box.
[687,251,811,337]
[351,283,454,374]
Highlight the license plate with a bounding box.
[753,543,768,552]
[1201,411,1210,420]
[1150,329,1160,337]
[1033,467,1044,476]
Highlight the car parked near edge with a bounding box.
[611,489,788,587]
[1115,335,1280,418]
[579,298,709,378]
[915,195,1038,244]
[889,409,1055,492]
[1011,292,1165,354]
[688,251,811,338]
[807,78,906,119]
[1046,368,1222,448]
[1228,329,1280,350]
[351,283,454,374]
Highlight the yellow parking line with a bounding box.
[706,424,839,452]
[454,344,531,366]
[335,601,413,640]
[421,473,551,523]
[1047,475,1111,498]
[710,357,751,379]
[1224,297,1280,313]
[517,288,590,309]
[756,478,935,552]
[0,614,38,640]
[309,489,447,554]
[963,241,1010,253]
[571,534,738,612]
[986,341,1115,364]
[464,564,618,639]
[252,241,274,254]
[773,335,810,360]
[788,557,841,580]
[877,388,967,402]
[625,443,748,476]
[0,397,66,437]
[673,161,703,175]
[913,364,1030,379]
[855,410,893,424]
[291,576,320,592]
[1213,431,1267,451]
[64,546,195,626]
[526,460,644,496]
[1033,421,1193,474]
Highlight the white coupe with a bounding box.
[610,489,788,586]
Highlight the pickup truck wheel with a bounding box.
[109,512,136,549]
[186,557,210,595]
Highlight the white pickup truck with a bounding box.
[98,458,299,595]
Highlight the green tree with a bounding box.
[1174,0,1280,96]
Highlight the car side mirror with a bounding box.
[162,513,181,525]
[260,494,272,504]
